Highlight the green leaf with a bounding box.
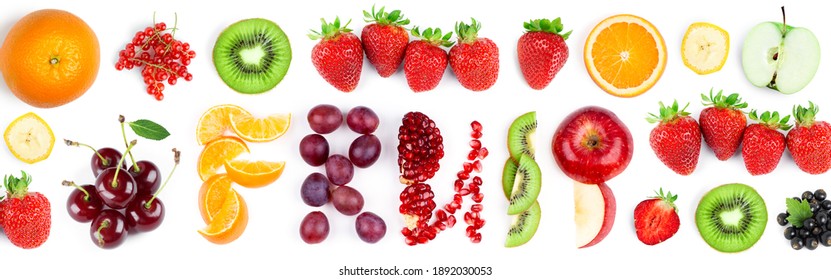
[786,198,813,227]
[129,119,170,141]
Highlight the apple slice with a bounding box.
[574,181,616,248]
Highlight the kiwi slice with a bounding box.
[506,200,541,247]
[502,158,519,199]
[213,18,291,94]
[508,111,537,160]
[508,154,541,215]
[695,183,767,253]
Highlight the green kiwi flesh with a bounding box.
[695,183,767,253]
[502,157,518,200]
[213,18,291,94]
[506,200,541,247]
[508,111,537,160]
[507,154,541,215]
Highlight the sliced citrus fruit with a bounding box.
[196,104,249,145]
[4,112,55,163]
[682,22,729,75]
[584,14,667,97]
[229,112,291,142]
[198,174,233,223]
[197,136,249,181]
[198,188,248,244]
[225,160,285,188]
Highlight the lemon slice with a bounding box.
[4,112,55,163]
[682,22,729,75]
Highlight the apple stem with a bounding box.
[62,180,90,201]
[112,140,137,188]
[119,116,139,173]
[146,148,179,209]
[96,220,110,247]
[65,139,109,166]
[781,6,787,35]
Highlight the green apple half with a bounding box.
[742,20,820,94]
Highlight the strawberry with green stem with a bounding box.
[647,100,702,175]
[699,89,748,160]
[449,18,499,91]
[404,27,453,92]
[1,171,51,249]
[361,5,410,77]
[309,17,363,92]
[741,110,790,175]
[787,101,831,174]
[634,188,679,245]
[517,18,571,90]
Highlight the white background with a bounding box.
[0,0,827,279]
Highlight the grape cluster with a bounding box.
[115,20,195,101]
[779,189,831,250]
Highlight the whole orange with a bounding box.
[0,9,100,108]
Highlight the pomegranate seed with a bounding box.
[467,150,478,160]
[454,179,464,192]
[401,227,412,236]
[472,192,484,203]
[471,130,483,139]
[459,188,471,196]
[445,204,456,214]
[450,201,460,210]
[457,171,470,180]
[472,160,483,172]
[472,211,480,220]
[470,140,482,150]
[469,183,480,194]
[466,226,476,237]
[447,215,457,227]
[478,148,489,159]
[471,121,482,132]
[464,212,474,225]
[463,162,473,173]
[436,210,447,221]
[474,218,486,229]
[438,222,447,231]
[471,232,482,243]
[405,236,417,246]
[471,204,483,212]
[472,176,483,185]
[417,236,429,244]
[454,194,463,203]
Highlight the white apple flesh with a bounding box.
[574,181,616,248]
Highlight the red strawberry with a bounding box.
[404,27,453,92]
[634,188,679,245]
[699,89,748,160]
[449,18,499,91]
[309,17,363,92]
[1,171,51,249]
[361,5,410,77]
[787,102,831,174]
[647,101,702,175]
[517,18,571,90]
[741,110,790,175]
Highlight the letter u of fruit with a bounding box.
[0,9,99,108]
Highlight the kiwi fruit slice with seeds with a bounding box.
[695,183,767,253]
[506,200,541,247]
[213,18,292,94]
[502,158,519,199]
[508,154,541,215]
[508,111,537,160]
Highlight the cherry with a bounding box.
[95,140,138,209]
[91,209,128,249]
[63,180,103,223]
[65,139,125,177]
[129,160,161,195]
[125,149,179,233]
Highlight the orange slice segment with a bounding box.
[197,136,249,181]
[584,14,667,97]
[229,112,291,142]
[198,188,248,244]
[196,104,249,145]
[198,174,233,223]
[225,160,285,188]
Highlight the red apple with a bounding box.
[553,106,633,184]
[574,181,616,248]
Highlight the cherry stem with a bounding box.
[119,116,139,172]
[97,220,110,247]
[62,180,90,201]
[112,140,137,188]
[65,139,108,165]
[146,148,180,208]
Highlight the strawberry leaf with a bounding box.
[786,198,813,227]
[129,119,170,140]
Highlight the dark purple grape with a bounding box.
[300,211,329,244]
[349,134,381,168]
[299,134,330,166]
[331,185,364,216]
[346,106,379,134]
[325,154,354,185]
[355,212,386,243]
[308,104,343,134]
[301,173,331,207]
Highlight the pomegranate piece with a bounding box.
[398,112,444,184]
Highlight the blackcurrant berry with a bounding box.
[822,200,831,210]
[821,231,831,247]
[804,218,818,231]
[777,212,790,226]
[803,191,815,201]
[815,189,827,201]
[800,228,812,238]
[784,227,797,240]
[816,212,828,226]
[805,237,819,250]
[812,226,823,236]
[792,237,804,250]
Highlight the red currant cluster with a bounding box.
[115,20,195,101]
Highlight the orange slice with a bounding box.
[197,136,249,181]
[198,174,233,223]
[196,104,249,145]
[4,112,54,164]
[198,187,248,244]
[225,160,285,188]
[229,112,291,142]
[584,14,667,97]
